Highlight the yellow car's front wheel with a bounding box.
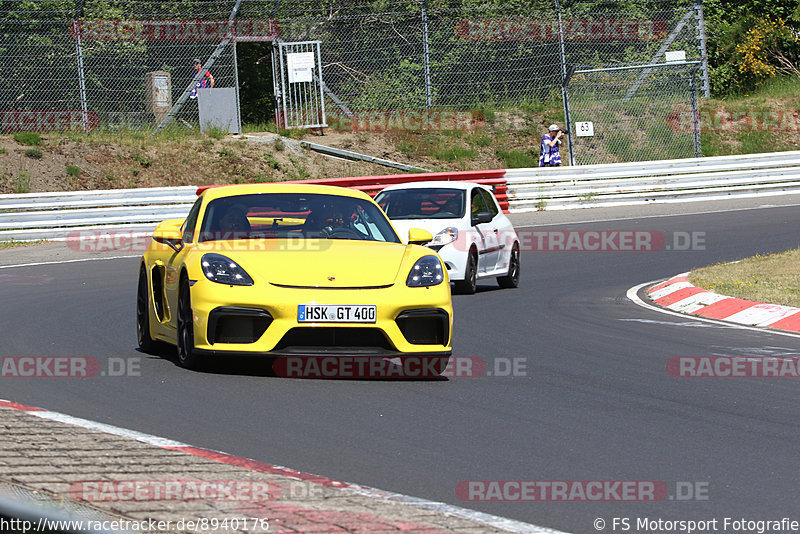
[137,266,160,354]
[177,273,203,369]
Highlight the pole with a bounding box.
[232,40,242,134]
[74,0,88,132]
[422,0,432,110]
[690,67,702,157]
[556,0,574,166]
[695,0,711,98]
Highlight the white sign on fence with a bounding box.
[287,52,315,83]
[575,121,594,137]
[665,50,687,63]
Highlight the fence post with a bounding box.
[691,66,702,157]
[233,41,242,134]
[695,0,711,99]
[73,0,88,133]
[422,0,432,110]
[556,0,575,166]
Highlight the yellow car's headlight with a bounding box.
[406,255,444,287]
[201,253,254,286]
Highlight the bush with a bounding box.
[496,149,539,168]
[13,132,42,146]
[13,173,30,193]
[206,126,227,140]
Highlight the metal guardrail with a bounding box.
[505,151,800,212]
[0,171,508,241]
[4,152,800,240]
[299,141,432,173]
[0,187,198,241]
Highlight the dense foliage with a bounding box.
[703,0,800,95]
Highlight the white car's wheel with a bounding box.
[497,242,520,289]
[453,249,478,295]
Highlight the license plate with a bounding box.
[298,304,377,323]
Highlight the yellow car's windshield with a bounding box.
[198,193,402,243]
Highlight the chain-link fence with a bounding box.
[567,63,702,165]
[1,0,243,132]
[0,0,708,163]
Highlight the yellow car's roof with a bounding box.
[200,183,373,203]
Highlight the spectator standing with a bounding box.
[539,124,564,167]
[189,58,214,100]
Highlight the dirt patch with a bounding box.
[0,109,556,194]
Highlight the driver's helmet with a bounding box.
[320,204,345,228]
[304,203,346,232]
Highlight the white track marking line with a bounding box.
[626,280,800,340]
[31,410,189,448]
[0,255,139,270]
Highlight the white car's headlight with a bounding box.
[429,227,458,247]
[201,253,254,286]
[406,255,444,287]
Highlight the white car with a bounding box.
[375,181,520,294]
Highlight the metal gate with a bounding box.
[564,62,702,166]
[273,41,327,130]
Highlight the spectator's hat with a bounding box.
[548,124,560,131]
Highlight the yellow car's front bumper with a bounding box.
[188,277,452,357]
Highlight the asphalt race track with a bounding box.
[2,202,800,533]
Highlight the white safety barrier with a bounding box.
[4,151,800,241]
[0,186,198,241]
[505,151,800,212]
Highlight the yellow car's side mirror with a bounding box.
[152,226,183,252]
[408,228,433,246]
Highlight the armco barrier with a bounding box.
[0,171,507,241]
[505,151,800,212]
[197,169,508,208]
[5,151,800,241]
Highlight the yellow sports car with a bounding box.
[136,183,452,374]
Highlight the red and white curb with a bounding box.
[644,273,800,333]
[0,399,569,534]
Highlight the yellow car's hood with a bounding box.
[203,239,411,288]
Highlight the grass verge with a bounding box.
[688,248,800,307]
[0,239,48,249]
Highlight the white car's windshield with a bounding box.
[198,193,401,243]
[375,188,466,220]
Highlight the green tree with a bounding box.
[703,0,800,95]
